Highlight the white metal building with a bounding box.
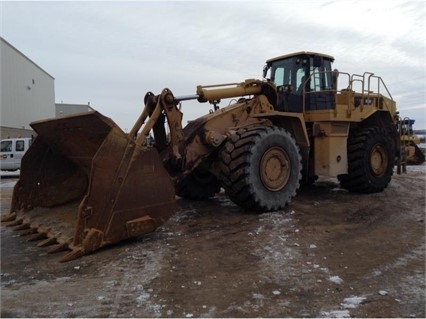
[0,37,55,138]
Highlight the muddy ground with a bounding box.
[1,167,425,318]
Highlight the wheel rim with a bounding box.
[260,147,290,191]
[370,143,388,176]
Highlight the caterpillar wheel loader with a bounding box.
[2,52,400,262]
[397,117,425,166]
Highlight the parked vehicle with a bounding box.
[0,137,33,171]
[397,118,425,165]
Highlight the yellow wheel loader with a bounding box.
[2,52,400,262]
[397,118,425,166]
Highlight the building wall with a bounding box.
[0,37,55,132]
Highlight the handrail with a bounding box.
[302,70,394,114]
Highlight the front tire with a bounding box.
[219,126,302,211]
[338,127,395,193]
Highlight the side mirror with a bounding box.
[263,64,269,78]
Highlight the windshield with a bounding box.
[1,140,12,152]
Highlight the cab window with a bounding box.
[296,68,307,94]
[16,140,25,152]
[269,57,310,95]
[270,58,294,87]
[309,59,333,91]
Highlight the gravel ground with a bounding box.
[1,165,425,317]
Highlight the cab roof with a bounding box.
[266,51,335,63]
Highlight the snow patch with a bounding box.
[321,295,366,318]
[329,275,344,284]
[252,293,264,300]
[341,296,366,308]
[136,291,151,303]
[321,310,350,318]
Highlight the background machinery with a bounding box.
[397,117,425,168]
[2,52,400,261]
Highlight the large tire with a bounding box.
[176,167,221,200]
[338,127,395,193]
[219,126,302,211]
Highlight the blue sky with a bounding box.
[2,0,425,129]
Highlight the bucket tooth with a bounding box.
[37,237,58,247]
[13,223,31,231]
[48,243,70,254]
[20,228,38,236]
[60,249,84,263]
[27,232,48,242]
[5,218,24,227]
[1,212,17,223]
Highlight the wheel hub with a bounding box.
[370,143,388,176]
[260,147,290,191]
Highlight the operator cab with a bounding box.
[263,52,336,112]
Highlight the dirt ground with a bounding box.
[1,166,425,318]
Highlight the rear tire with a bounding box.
[338,127,395,193]
[219,126,302,211]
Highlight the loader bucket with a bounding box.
[2,111,175,262]
[408,143,426,165]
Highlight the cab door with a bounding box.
[273,57,306,112]
[305,57,336,111]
